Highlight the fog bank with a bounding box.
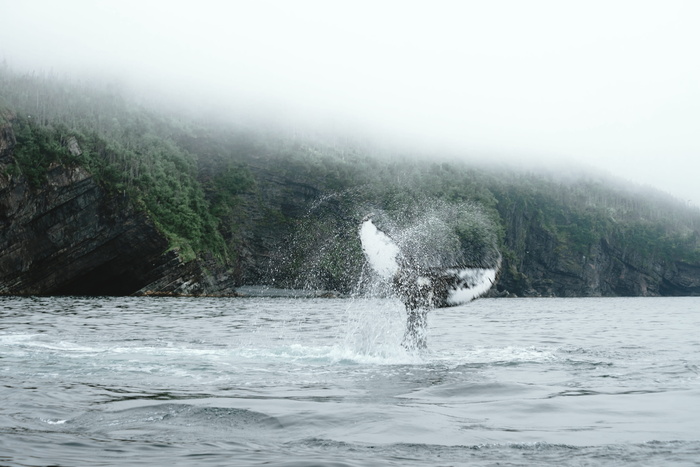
[1,0,699,203]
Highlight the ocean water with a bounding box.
[1,296,699,466]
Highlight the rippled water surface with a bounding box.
[1,296,699,466]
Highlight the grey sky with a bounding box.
[1,0,699,204]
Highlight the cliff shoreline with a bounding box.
[2,110,700,298]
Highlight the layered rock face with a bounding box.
[0,117,226,296]
[232,165,321,285]
[497,208,700,297]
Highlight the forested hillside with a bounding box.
[2,66,700,297]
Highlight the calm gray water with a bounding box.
[1,296,699,466]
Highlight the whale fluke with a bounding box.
[359,216,499,349]
[359,215,402,280]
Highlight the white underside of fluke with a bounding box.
[443,267,497,305]
[359,218,401,280]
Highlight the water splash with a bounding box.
[263,188,502,352]
[357,201,501,350]
[339,298,407,359]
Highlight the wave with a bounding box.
[292,438,700,466]
[1,330,562,367]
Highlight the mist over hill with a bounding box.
[2,67,700,297]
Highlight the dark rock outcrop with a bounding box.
[661,261,700,296]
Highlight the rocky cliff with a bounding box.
[496,204,700,297]
[0,114,232,296]
[224,164,323,285]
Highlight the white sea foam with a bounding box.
[466,346,558,364]
[231,344,423,366]
[0,333,40,344]
[0,334,103,355]
[43,419,68,425]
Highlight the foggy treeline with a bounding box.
[2,64,700,284]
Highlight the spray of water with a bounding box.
[267,188,501,356]
[357,201,501,351]
[339,298,407,359]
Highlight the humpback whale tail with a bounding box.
[359,216,500,349]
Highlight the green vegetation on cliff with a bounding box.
[2,66,700,296]
[1,70,227,261]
